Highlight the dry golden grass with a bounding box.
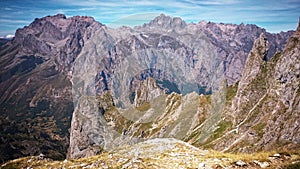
[206,150,276,162]
[2,140,300,169]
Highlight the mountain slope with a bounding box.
[68,15,295,159]
[2,138,300,169]
[204,21,300,153]
[0,14,102,162]
[0,14,296,162]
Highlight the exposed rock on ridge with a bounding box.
[232,33,270,124]
[2,138,299,168]
[209,20,300,153]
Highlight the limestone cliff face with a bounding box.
[231,33,270,124]
[208,21,300,153]
[0,14,102,162]
[68,15,295,159]
[14,14,102,73]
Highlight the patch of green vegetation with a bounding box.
[237,60,269,120]
[202,142,216,149]
[1,158,26,168]
[249,65,268,90]
[103,106,133,134]
[269,52,282,64]
[133,122,153,137]
[184,130,201,143]
[247,56,269,88]
[149,127,161,136]
[253,122,266,138]
[211,121,232,140]
[244,93,281,126]
[291,37,299,43]
[257,46,263,55]
[287,37,299,51]
[262,62,268,74]
[285,161,300,169]
[135,102,151,112]
[225,83,238,103]
[97,92,115,110]
[202,120,232,146]
[199,95,211,106]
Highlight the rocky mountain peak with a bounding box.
[15,14,98,45]
[256,33,270,60]
[0,14,106,162]
[231,32,270,123]
[12,14,103,72]
[141,13,187,30]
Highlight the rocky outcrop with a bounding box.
[14,14,102,73]
[138,13,187,30]
[208,20,300,153]
[231,32,270,124]
[2,138,299,169]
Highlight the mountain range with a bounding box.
[0,13,299,166]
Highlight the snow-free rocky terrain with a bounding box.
[2,138,300,168]
[0,14,299,167]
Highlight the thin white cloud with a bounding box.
[0,0,298,36]
[0,19,31,24]
[184,0,240,5]
[5,34,14,38]
[0,34,14,39]
[50,0,194,8]
[108,12,161,27]
[56,7,97,13]
[50,0,125,7]
[4,7,13,10]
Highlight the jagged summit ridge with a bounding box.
[139,13,187,29]
[210,20,300,152]
[13,14,103,72]
[238,33,270,90]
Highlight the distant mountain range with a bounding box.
[0,14,298,163]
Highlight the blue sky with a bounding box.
[0,0,299,37]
